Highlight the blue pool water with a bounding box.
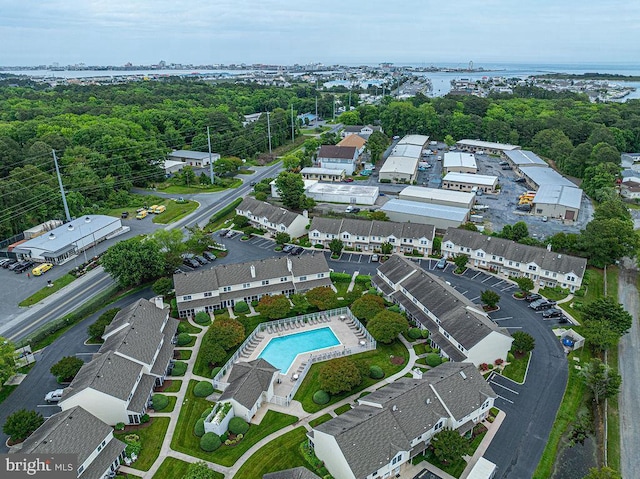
[258,327,340,373]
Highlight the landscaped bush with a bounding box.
[194,418,205,437]
[115,422,125,431]
[200,432,222,452]
[176,333,193,346]
[408,328,423,340]
[425,353,443,367]
[234,301,249,314]
[369,365,384,379]
[312,390,330,405]
[193,381,214,398]
[211,367,222,378]
[388,304,401,313]
[194,312,211,326]
[141,414,150,423]
[152,394,169,411]
[200,407,213,420]
[177,322,188,334]
[171,361,188,376]
[507,352,515,362]
[228,417,250,435]
[421,329,430,339]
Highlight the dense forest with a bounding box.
[0,78,639,242]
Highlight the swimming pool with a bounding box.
[258,327,340,373]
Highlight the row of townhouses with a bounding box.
[236,196,309,239]
[309,217,435,255]
[309,362,497,479]
[443,228,587,292]
[174,254,332,317]
[373,256,513,365]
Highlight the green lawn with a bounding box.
[178,321,202,334]
[294,340,409,413]
[163,380,182,393]
[156,179,241,194]
[177,350,192,360]
[170,380,217,460]
[19,274,76,307]
[413,342,428,355]
[309,414,332,428]
[502,351,531,384]
[152,200,199,224]
[607,346,621,472]
[155,395,177,413]
[116,417,170,471]
[0,385,17,405]
[334,404,351,415]
[539,287,570,302]
[151,457,222,479]
[234,427,309,479]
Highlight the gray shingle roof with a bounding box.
[318,145,357,160]
[263,467,322,479]
[309,217,343,235]
[310,217,435,243]
[377,255,418,284]
[81,435,127,479]
[443,228,587,278]
[151,318,179,377]
[128,374,155,413]
[104,299,167,337]
[219,358,278,409]
[341,218,374,237]
[238,197,306,228]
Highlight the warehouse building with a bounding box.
[455,140,520,156]
[398,134,430,148]
[504,150,548,173]
[380,199,469,230]
[520,167,576,190]
[443,152,477,174]
[378,135,429,184]
[442,172,499,194]
[306,182,379,206]
[300,167,345,182]
[167,150,220,168]
[532,185,582,221]
[398,186,476,209]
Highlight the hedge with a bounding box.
[421,329,430,339]
[234,301,249,314]
[176,333,193,346]
[408,328,423,340]
[426,353,443,367]
[228,417,250,435]
[193,381,214,398]
[200,432,222,452]
[171,361,188,376]
[329,272,352,282]
[211,367,222,378]
[313,390,330,405]
[369,365,384,379]
[201,407,213,419]
[208,197,243,226]
[152,394,169,411]
[194,418,205,437]
[194,312,211,326]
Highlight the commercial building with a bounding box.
[270,179,318,199]
[337,134,367,155]
[16,215,127,264]
[173,254,332,317]
[378,135,429,184]
[317,145,359,175]
[443,152,477,174]
[340,124,382,139]
[532,185,582,221]
[503,150,548,174]
[455,139,521,156]
[520,166,576,190]
[398,134,430,148]
[306,182,379,206]
[380,199,469,230]
[443,228,587,291]
[442,172,499,194]
[163,159,186,176]
[236,197,310,239]
[398,186,476,209]
[309,217,434,254]
[167,149,220,168]
[300,167,346,182]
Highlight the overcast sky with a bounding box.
[1,0,638,66]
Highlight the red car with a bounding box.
[342,177,354,183]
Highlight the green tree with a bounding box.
[328,238,344,256]
[50,356,84,382]
[180,166,197,187]
[511,331,535,355]
[514,277,534,293]
[368,210,389,221]
[432,237,442,253]
[318,357,362,395]
[593,198,631,222]
[184,461,217,479]
[256,294,291,319]
[367,310,409,344]
[290,293,311,315]
[101,237,165,287]
[480,290,500,309]
[152,277,174,296]
[511,221,529,242]
[208,318,245,350]
[338,111,361,125]
[200,340,227,368]
[583,467,622,479]
[152,228,186,272]
[578,218,638,268]
[581,162,619,201]
[305,286,338,310]
[380,242,393,255]
[444,135,456,147]
[582,297,632,337]
[581,319,620,352]
[350,294,386,323]
[589,142,620,168]
[453,254,469,272]
[282,154,300,171]
[274,232,291,245]
[213,157,242,177]
[3,409,44,443]
[0,337,16,388]
[366,131,390,162]
[199,172,211,185]
[275,171,312,210]
[233,214,250,229]
[581,358,622,406]
[432,429,470,465]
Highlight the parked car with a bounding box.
[203,251,217,261]
[218,229,228,237]
[514,177,526,183]
[121,211,129,219]
[14,261,34,273]
[499,161,509,166]
[351,207,361,213]
[194,255,208,265]
[501,165,512,170]
[183,258,200,268]
[542,308,564,319]
[282,245,295,253]
[516,204,532,211]
[45,389,65,403]
[0,258,12,266]
[371,254,379,262]
[436,257,447,269]
[8,260,26,271]
[530,299,557,311]
[525,293,542,302]
[32,263,53,276]
[542,216,548,222]
[2,259,17,269]
[290,247,304,255]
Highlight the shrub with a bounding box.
[425,353,442,367]
[507,352,515,362]
[479,363,490,371]
[194,381,214,398]
[312,390,330,405]
[369,365,384,379]
[152,394,169,411]
[220,432,229,442]
[319,357,362,395]
[194,418,205,437]
[211,367,222,378]
[176,333,193,346]
[255,192,268,201]
[171,361,188,376]
[194,312,211,325]
[201,408,213,419]
[228,417,250,435]
[488,364,494,370]
[408,328,423,340]
[495,358,504,366]
[50,356,84,382]
[141,414,150,423]
[177,322,188,334]
[200,432,222,452]
[388,305,401,313]
[421,329,430,339]
[115,422,125,431]
[87,308,120,340]
[2,409,44,442]
[234,301,249,314]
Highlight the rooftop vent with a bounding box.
[84,216,91,223]
[459,371,467,380]
[67,225,74,231]
[48,233,56,240]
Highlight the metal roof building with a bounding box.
[521,167,576,188]
[380,199,469,230]
[306,182,379,205]
[443,152,478,174]
[397,134,430,147]
[399,186,476,209]
[442,172,499,193]
[455,139,520,155]
[533,185,583,221]
[504,150,548,168]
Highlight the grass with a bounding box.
[178,321,202,334]
[205,197,243,232]
[334,404,351,415]
[0,385,17,405]
[309,414,332,428]
[155,396,177,413]
[170,380,217,460]
[502,351,531,384]
[156,179,242,194]
[413,342,428,355]
[152,200,199,224]
[176,350,192,360]
[151,457,223,479]
[294,340,410,413]
[539,287,570,302]
[234,426,309,479]
[162,380,182,393]
[115,417,170,471]
[607,345,620,472]
[19,273,76,307]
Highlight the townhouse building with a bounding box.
[236,197,309,238]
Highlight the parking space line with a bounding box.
[443,263,450,272]
[501,285,514,292]
[504,326,523,329]
[493,280,505,287]
[37,404,60,408]
[491,316,513,321]
[481,276,493,283]
[460,290,468,295]
[490,381,520,395]
[471,272,482,279]
[348,254,353,262]
[357,255,362,263]
[470,296,480,302]
[496,394,514,404]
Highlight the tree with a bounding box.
[180,166,197,187]
[274,232,291,245]
[208,318,245,350]
[328,238,344,256]
[87,308,120,340]
[582,296,633,337]
[101,238,165,287]
[511,331,535,355]
[431,429,470,465]
[368,210,389,221]
[152,229,186,272]
[290,293,311,315]
[444,134,456,147]
[184,461,217,479]
[514,277,534,293]
[511,221,529,242]
[275,171,311,210]
[256,294,291,320]
[366,131,390,162]
[593,198,631,223]
[453,254,469,272]
[380,242,393,255]
[581,319,620,352]
[318,357,362,395]
[213,157,242,177]
[185,226,216,254]
[233,214,250,229]
[578,217,638,267]
[305,287,339,310]
[3,409,44,443]
[350,294,386,323]
[200,341,227,368]
[0,337,16,388]
[581,359,622,406]
[152,277,174,296]
[480,290,500,309]
[367,310,409,344]
[50,356,84,382]
[432,237,442,253]
[583,467,622,479]
[282,154,300,171]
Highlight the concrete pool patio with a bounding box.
[213,307,376,406]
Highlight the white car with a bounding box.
[45,389,64,403]
[371,254,379,262]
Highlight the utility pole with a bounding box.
[349,90,352,110]
[207,126,214,184]
[266,111,272,154]
[52,150,71,222]
[315,96,318,128]
[291,104,295,143]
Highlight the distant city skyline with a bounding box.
[1,0,638,66]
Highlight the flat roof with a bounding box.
[301,167,345,176]
[168,150,210,160]
[380,156,419,176]
[391,143,423,159]
[521,167,576,188]
[307,182,379,197]
[381,199,469,221]
[164,159,185,168]
[534,185,582,209]
[399,186,475,203]
[443,172,498,186]
[444,152,477,169]
[398,135,430,147]
[504,150,547,166]
[456,139,520,151]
